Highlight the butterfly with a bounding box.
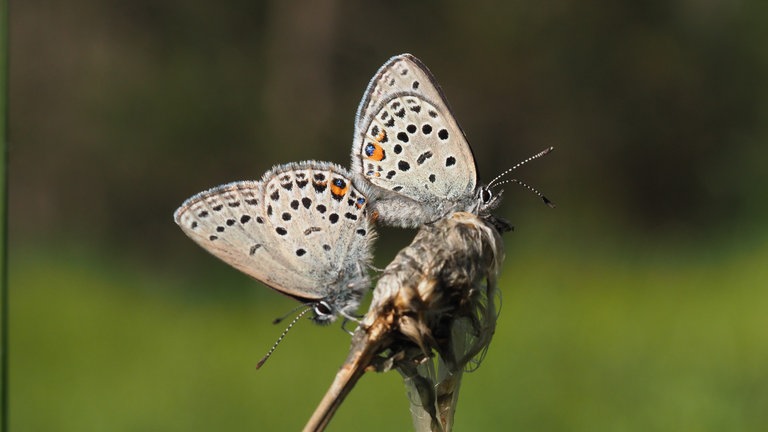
[351,54,552,229]
[174,161,376,324]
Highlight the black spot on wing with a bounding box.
[417,151,433,165]
[313,182,327,193]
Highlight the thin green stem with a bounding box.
[0,0,10,429]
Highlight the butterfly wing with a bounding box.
[259,162,375,299]
[352,54,478,219]
[174,162,375,306]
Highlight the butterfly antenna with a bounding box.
[271,303,311,325]
[487,146,554,188]
[493,178,556,208]
[256,306,313,369]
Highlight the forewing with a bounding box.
[352,54,478,204]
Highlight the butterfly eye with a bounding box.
[314,301,333,317]
[481,188,493,203]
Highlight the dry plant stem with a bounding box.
[304,212,505,432]
[302,320,392,431]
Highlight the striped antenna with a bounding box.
[271,303,312,324]
[256,305,313,369]
[492,178,555,208]
[487,146,554,188]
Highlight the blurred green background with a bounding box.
[7,0,768,430]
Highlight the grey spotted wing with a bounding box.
[260,162,375,297]
[352,54,478,207]
[174,181,319,301]
[173,162,375,303]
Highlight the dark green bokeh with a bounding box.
[8,1,768,430]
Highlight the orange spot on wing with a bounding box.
[364,130,388,162]
[330,183,349,198]
[367,142,385,162]
[375,130,387,143]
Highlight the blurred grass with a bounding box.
[7,2,768,430]
[10,228,768,431]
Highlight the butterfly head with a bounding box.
[458,185,509,233]
[311,300,336,324]
[479,185,501,212]
[460,184,501,217]
[310,270,370,324]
